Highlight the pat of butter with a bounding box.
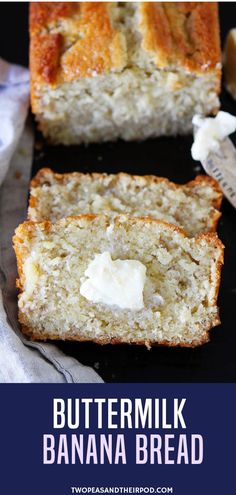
[191,111,236,162]
[80,251,146,310]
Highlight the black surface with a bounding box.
[1,2,236,382]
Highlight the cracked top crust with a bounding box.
[30,2,221,87]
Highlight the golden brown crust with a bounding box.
[140,3,221,74]
[30,2,221,108]
[30,2,126,90]
[30,33,63,85]
[30,2,78,35]
[29,168,223,232]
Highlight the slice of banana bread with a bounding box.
[29,169,222,237]
[13,215,224,347]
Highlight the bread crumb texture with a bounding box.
[29,169,222,237]
[13,215,224,347]
[30,2,221,144]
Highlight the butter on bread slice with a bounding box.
[13,215,224,347]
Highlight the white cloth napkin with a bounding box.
[0,59,103,383]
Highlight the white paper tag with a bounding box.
[201,137,236,208]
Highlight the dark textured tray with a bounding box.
[1,3,236,382]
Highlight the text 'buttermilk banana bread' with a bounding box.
[30,2,221,144]
[28,169,222,237]
[13,215,224,347]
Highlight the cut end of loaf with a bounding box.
[13,215,224,348]
[30,3,221,144]
[32,69,220,145]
